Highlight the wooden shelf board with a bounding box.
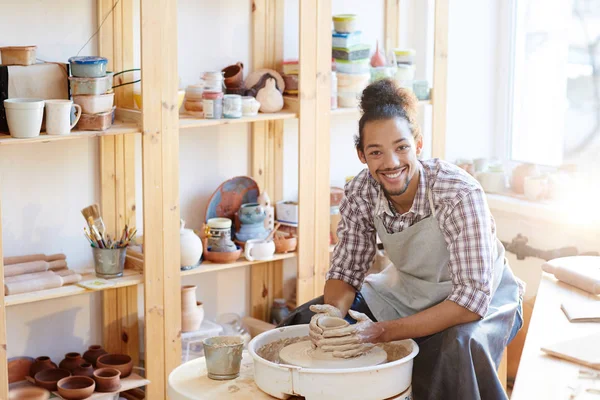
[180,252,296,277]
[0,121,140,146]
[53,372,149,399]
[179,111,297,129]
[5,269,143,307]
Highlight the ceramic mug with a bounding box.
[242,96,260,116]
[45,100,81,135]
[524,176,548,202]
[244,239,275,261]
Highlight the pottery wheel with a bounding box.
[278,340,387,369]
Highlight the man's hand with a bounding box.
[308,304,343,347]
[317,310,385,358]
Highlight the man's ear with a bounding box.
[415,136,423,156]
[357,148,367,164]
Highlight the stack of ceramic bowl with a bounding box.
[68,56,115,131]
[184,83,205,117]
[201,71,224,119]
[331,14,371,108]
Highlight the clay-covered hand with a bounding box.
[317,310,385,358]
[308,304,343,346]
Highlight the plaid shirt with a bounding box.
[327,158,525,317]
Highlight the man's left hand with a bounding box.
[316,310,385,358]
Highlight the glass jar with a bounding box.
[270,298,290,325]
[202,91,223,119]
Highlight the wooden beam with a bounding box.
[0,188,8,399]
[431,0,448,159]
[141,0,181,397]
[298,0,332,303]
[384,0,400,51]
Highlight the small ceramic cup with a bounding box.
[203,336,244,380]
[45,100,81,135]
[241,96,261,116]
[244,238,275,261]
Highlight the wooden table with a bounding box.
[511,273,600,399]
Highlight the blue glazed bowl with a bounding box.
[238,203,266,225]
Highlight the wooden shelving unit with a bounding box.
[180,252,296,276]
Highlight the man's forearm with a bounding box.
[323,279,357,317]
[377,300,481,342]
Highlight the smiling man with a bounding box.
[279,79,525,400]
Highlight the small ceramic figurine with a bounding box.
[256,78,284,113]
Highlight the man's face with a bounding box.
[358,118,422,197]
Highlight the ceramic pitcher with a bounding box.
[181,285,204,332]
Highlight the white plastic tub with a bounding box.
[3,98,45,138]
[73,93,114,114]
[248,325,418,400]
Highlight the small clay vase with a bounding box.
[29,356,57,377]
[72,363,94,378]
[181,285,205,332]
[83,344,108,367]
[93,367,121,393]
[58,352,84,373]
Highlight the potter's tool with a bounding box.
[265,222,281,242]
[3,253,66,266]
[4,260,67,277]
[542,256,600,295]
[279,340,387,369]
[4,272,82,295]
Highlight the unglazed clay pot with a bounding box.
[34,368,71,391]
[181,285,205,332]
[72,363,94,378]
[83,344,107,367]
[274,235,297,254]
[29,356,57,377]
[57,376,95,400]
[59,353,84,373]
[222,62,244,89]
[96,354,133,378]
[93,367,121,392]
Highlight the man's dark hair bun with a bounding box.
[359,79,418,117]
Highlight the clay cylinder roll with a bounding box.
[60,274,83,285]
[4,271,56,284]
[55,269,76,277]
[4,274,63,295]
[4,260,67,277]
[3,253,66,266]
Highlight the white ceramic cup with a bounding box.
[524,176,548,201]
[244,239,275,261]
[3,98,45,138]
[45,100,81,135]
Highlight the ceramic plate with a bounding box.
[205,176,260,222]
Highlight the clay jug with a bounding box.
[180,219,203,268]
[83,345,107,367]
[59,352,84,372]
[181,285,205,332]
[72,363,94,378]
[29,356,57,377]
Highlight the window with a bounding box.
[509,0,600,169]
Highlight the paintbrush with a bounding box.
[81,204,106,237]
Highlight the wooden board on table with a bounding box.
[541,333,600,370]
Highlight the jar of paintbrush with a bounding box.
[81,204,137,279]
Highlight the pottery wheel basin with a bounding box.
[248,324,419,400]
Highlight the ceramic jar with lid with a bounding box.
[180,219,203,270]
[202,91,223,119]
[206,218,232,248]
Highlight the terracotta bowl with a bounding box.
[93,367,121,392]
[96,354,133,378]
[203,246,242,264]
[34,368,71,391]
[274,235,297,254]
[8,356,34,383]
[57,376,95,400]
[8,386,50,400]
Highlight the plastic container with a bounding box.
[0,46,36,66]
[413,80,430,100]
[395,64,415,89]
[3,98,45,138]
[73,93,114,114]
[337,72,370,93]
[371,66,396,82]
[202,91,223,119]
[76,106,115,131]
[337,92,360,108]
[393,48,416,65]
[335,58,370,74]
[181,319,223,363]
[332,14,358,33]
[69,73,115,95]
[68,56,108,78]
[332,31,362,48]
[222,94,242,119]
[332,44,371,61]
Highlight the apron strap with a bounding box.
[428,189,436,218]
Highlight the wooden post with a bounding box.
[431,0,449,159]
[141,0,181,397]
[250,0,285,322]
[297,0,332,304]
[98,0,139,365]
[384,0,400,51]
[0,189,7,399]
